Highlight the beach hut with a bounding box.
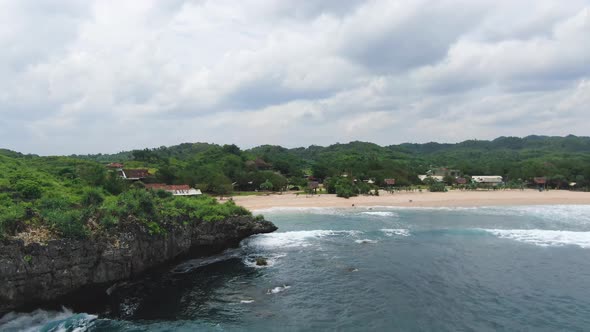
[456,177,467,185]
[471,176,503,185]
[308,181,319,194]
[533,177,547,190]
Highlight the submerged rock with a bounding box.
[255,257,268,266]
[0,216,277,313]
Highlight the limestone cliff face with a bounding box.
[0,216,277,313]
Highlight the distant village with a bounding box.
[105,160,569,195]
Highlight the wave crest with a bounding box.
[380,229,410,237]
[0,308,96,332]
[243,230,361,249]
[482,229,590,248]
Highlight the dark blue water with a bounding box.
[3,205,590,331]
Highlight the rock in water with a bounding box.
[255,257,268,266]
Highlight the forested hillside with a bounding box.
[71,135,590,190]
[2,135,589,239]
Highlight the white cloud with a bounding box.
[0,0,588,154]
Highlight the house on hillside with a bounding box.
[106,162,124,169]
[471,176,503,185]
[144,183,202,196]
[119,169,150,180]
[428,167,461,177]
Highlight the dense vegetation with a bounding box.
[2,135,590,239]
[75,135,590,190]
[0,153,252,240]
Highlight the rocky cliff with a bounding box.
[0,216,277,313]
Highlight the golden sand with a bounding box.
[230,189,590,211]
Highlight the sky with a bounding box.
[1,0,589,155]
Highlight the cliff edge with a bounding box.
[0,216,277,313]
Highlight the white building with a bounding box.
[418,175,444,182]
[471,176,503,185]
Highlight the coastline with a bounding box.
[230,189,590,210]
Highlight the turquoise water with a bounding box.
[3,205,590,331]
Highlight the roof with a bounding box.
[121,169,150,179]
[456,177,467,184]
[384,178,396,185]
[534,177,547,184]
[472,176,503,183]
[308,181,319,189]
[106,162,124,168]
[419,175,444,182]
[145,183,191,191]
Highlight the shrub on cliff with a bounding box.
[44,209,87,238]
[15,180,43,200]
[0,203,27,238]
[81,188,105,207]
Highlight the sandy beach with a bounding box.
[231,189,590,210]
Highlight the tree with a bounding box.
[443,175,456,186]
[76,163,106,186]
[335,178,357,198]
[428,182,447,192]
[260,180,273,191]
[156,165,179,184]
[222,144,241,155]
[312,163,335,180]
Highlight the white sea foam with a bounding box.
[380,229,410,237]
[0,308,96,332]
[240,300,255,304]
[244,230,362,249]
[267,285,291,294]
[482,229,590,248]
[360,211,399,217]
[355,239,379,244]
[253,207,349,215]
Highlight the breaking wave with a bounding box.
[482,229,590,249]
[360,211,399,217]
[252,207,351,215]
[0,308,97,332]
[267,285,291,294]
[243,230,362,249]
[380,229,410,237]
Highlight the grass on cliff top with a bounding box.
[0,154,253,240]
[1,188,252,240]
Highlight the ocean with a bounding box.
[2,205,590,331]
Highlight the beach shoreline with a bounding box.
[229,189,590,210]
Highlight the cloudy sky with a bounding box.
[1,0,589,155]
